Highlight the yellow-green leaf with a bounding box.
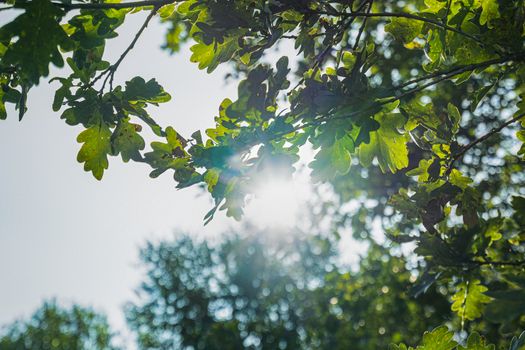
[359,112,409,173]
[77,121,112,180]
[451,279,492,321]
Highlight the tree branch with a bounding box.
[53,0,174,10]
[6,0,175,10]
[475,259,525,267]
[445,112,525,175]
[103,7,158,91]
[317,10,485,46]
[384,52,525,105]
[396,53,525,90]
[351,0,372,51]
[84,8,158,93]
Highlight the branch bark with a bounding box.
[53,0,175,10]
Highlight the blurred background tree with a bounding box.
[0,301,119,350]
[125,227,451,350]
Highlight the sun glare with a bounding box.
[245,175,310,229]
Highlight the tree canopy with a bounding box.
[1,0,525,347]
[0,301,118,350]
[126,231,452,349]
[1,230,524,349]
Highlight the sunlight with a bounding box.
[245,175,310,229]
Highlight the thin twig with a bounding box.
[351,0,373,51]
[101,8,158,92]
[475,259,525,267]
[82,8,158,93]
[445,112,525,175]
[317,10,484,46]
[385,53,525,104]
[443,0,452,23]
[396,53,525,90]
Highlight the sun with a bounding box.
[244,174,311,229]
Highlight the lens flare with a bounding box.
[245,176,310,229]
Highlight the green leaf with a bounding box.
[390,344,409,350]
[451,279,492,321]
[424,0,447,12]
[469,83,496,112]
[310,134,354,181]
[143,126,190,179]
[424,29,446,71]
[452,40,492,65]
[417,326,457,350]
[341,51,356,70]
[123,77,171,104]
[485,289,525,325]
[459,332,495,350]
[512,196,525,225]
[479,0,500,28]
[77,120,112,180]
[406,158,434,182]
[517,130,525,159]
[385,17,423,44]
[449,169,473,189]
[0,0,72,85]
[0,82,23,120]
[52,78,72,112]
[447,103,461,135]
[111,119,145,162]
[484,218,503,244]
[190,35,239,73]
[359,110,409,173]
[61,91,101,127]
[393,328,502,350]
[0,98,5,120]
[203,168,221,191]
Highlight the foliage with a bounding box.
[392,326,525,350]
[126,231,452,350]
[2,0,525,346]
[0,301,119,350]
[0,231,522,349]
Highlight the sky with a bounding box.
[0,11,242,340]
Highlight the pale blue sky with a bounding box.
[0,12,240,340]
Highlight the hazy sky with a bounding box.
[0,12,241,339]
